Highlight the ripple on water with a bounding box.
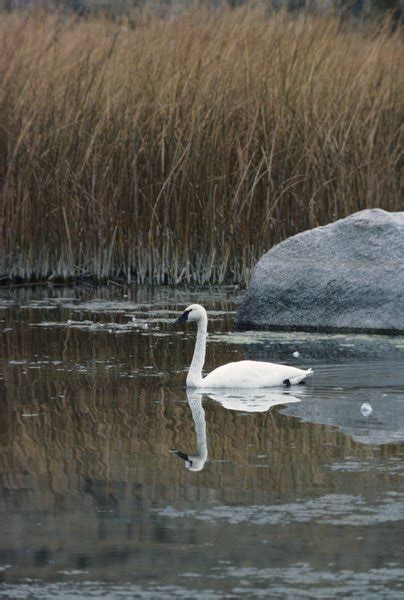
[0,582,221,599]
[34,320,152,333]
[225,562,404,599]
[210,330,404,360]
[1,565,403,600]
[328,457,403,475]
[156,492,404,527]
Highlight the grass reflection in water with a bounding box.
[0,286,403,597]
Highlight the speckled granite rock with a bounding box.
[236,209,404,333]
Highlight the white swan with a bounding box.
[174,304,313,388]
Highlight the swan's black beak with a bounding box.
[173,309,190,326]
[174,451,189,462]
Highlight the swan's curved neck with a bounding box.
[186,315,207,387]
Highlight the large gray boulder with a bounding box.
[236,209,404,333]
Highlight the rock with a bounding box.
[236,209,404,333]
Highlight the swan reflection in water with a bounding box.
[174,389,301,472]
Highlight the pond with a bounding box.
[0,286,403,598]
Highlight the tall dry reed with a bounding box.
[0,7,402,284]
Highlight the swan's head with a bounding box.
[174,304,207,325]
[175,450,206,472]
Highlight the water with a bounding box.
[0,286,403,599]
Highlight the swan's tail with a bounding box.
[290,368,313,385]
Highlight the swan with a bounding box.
[174,304,313,388]
[174,389,301,471]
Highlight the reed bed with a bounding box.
[0,7,402,284]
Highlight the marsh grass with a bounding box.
[0,7,402,284]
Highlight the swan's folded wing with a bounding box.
[202,360,310,388]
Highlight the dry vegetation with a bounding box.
[0,7,402,284]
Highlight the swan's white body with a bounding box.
[175,304,312,388]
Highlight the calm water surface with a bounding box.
[0,286,403,599]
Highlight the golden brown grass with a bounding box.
[0,7,402,284]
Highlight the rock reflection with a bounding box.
[175,390,300,472]
[279,363,404,445]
